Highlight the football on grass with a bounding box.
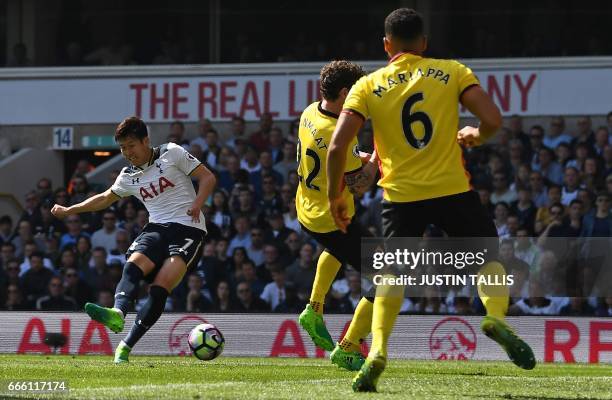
[188,323,225,361]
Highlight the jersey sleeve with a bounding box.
[455,61,480,96]
[343,76,370,120]
[110,168,132,198]
[344,140,363,174]
[167,142,202,176]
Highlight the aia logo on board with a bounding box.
[168,315,207,356]
[429,317,477,360]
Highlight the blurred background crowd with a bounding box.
[1,111,611,316]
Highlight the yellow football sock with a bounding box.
[477,261,509,320]
[309,250,342,315]
[370,277,404,359]
[340,297,374,352]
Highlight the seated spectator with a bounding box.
[514,226,540,266]
[274,282,303,313]
[167,120,190,149]
[511,187,537,232]
[62,267,93,308]
[273,141,298,181]
[493,202,510,238]
[249,112,273,152]
[257,175,283,220]
[572,116,596,150]
[3,284,26,310]
[251,150,285,188]
[559,297,595,316]
[268,127,284,164]
[535,148,563,185]
[107,230,130,265]
[57,247,78,271]
[283,198,301,234]
[190,118,213,151]
[246,228,265,266]
[285,243,316,293]
[202,129,221,169]
[555,142,572,168]
[218,155,249,193]
[264,211,295,244]
[233,281,269,312]
[230,187,260,225]
[185,273,213,312]
[34,201,65,238]
[543,116,572,150]
[241,145,261,173]
[36,276,77,311]
[240,260,266,297]
[528,171,548,208]
[260,267,287,310]
[91,210,124,253]
[3,259,21,289]
[225,116,247,148]
[334,272,362,313]
[0,215,12,246]
[12,220,45,258]
[59,215,90,251]
[561,167,581,205]
[75,236,92,271]
[211,281,234,312]
[566,142,590,171]
[593,126,609,157]
[19,241,54,276]
[20,191,42,227]
[227,216,252,257]
[580,192,611,237]
[509,278,563,316]
[20,251,55,305]
[534,185,562,234]
[82,247,114,293]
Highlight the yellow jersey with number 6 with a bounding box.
[343,52,479,202]
[296,102,362,233]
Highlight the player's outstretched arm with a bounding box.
[327,111,363,232]
[457,85,503,148]
[187,164,216,223]
[51,188,120,219]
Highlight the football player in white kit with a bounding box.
[51,116,216,363]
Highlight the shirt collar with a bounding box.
[317,102,339,119]
[388,51,422,64]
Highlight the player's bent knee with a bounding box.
[127,252,156,274]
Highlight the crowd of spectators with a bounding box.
[0,111,611,317]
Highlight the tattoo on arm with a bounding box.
[344,169,372,195]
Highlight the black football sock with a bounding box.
[113,262,144,317]
[123,285,168,348]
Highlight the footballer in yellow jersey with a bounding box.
[296,60,378,372]
[327,8,535,393]
[295,102,362,233]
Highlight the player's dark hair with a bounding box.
[115,116,148,142]
[384,8,424,42]
[319,60,365,101]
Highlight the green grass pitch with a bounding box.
[0,355,610,399]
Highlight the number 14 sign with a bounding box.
[52,127,74,150]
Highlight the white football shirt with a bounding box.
[111,142,207,233]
